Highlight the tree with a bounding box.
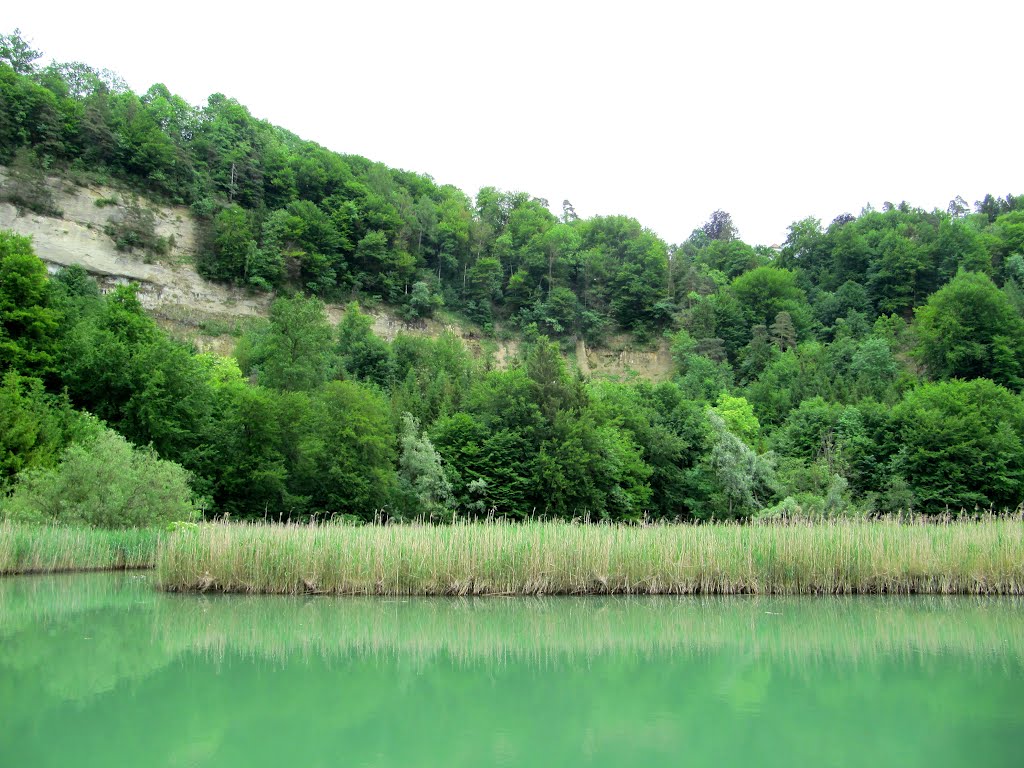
[0,372,96,486]
[397,413,453,518]
[769,311,797,351]
[729,267,806,330]
[295,381,396,519]
[712,393,762,447]
[203,204,255,282]
[738,325,774,383]
[336,302,393,387]
[701,210,738,242]
[0,29,42,74]
[848,337,901,401]
[465,256,503,322]
[0,231,58,377]
[696,239,762,278]
[913,271,1024,389]
[404,280,443,320]
[702,411,776,518]
[867,230,929,316]
[251,294,334,391]
[892,380,1024,511]
[1,148,61,215]
[58,284,213,465]
[780,217,829,281]
[202,377,289,518]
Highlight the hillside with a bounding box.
[0,168,672,378]
[2,34,1024,523]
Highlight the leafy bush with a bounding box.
[1,427,201,528]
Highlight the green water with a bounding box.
[1,574,1022,767]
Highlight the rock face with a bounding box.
[0,170,268,324]
[0,170,672,380]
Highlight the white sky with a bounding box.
[7,1,1023,246]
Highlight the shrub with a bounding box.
[1,427,201,528]
[103,197,171,259]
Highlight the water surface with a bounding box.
[1,573,1022,766]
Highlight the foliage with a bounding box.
[0,148,61,215]
[913,271,1024,389]
[244,294,334,391]
[0,230,58,377]
[0,372,97,487]
[2,31,1024,523]
[2,427,200,528]
[891,380,1024,511]
[396,413,453,518]
[103,196,171,258]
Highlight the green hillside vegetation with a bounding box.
[2,30,1024,524]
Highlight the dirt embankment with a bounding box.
[0,170,672,379]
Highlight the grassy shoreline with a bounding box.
[156,518,1024,596]
[0,522,160,574]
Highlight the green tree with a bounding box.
[396,413,453,518]
[250,294,334,392]
[892,380,1024,511]
[0,231,58,377]
[913,271,1024,389]
[712,393,761,448]
[867,229,929,316]
[2,426,200,527]
[729,267,806,332]
[701,411,776,518]
[0,29,42,74]
[336,302,394,387]
[297,381,396,519]
[0,372,97,486]
[204,204,256,282]
[203,377,289,518]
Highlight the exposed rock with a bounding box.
[0,169,671,380]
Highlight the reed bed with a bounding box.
[0,522,160,574]
[156,517,1024,596]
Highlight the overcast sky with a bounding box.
[8,1,1023,245]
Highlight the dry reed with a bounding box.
[156,517,1024,596]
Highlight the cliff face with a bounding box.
[0,170,672,380]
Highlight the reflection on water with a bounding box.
[1,573,1022,767]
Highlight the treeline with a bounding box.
[4,32,1024,350]
[3,228,1024,524]
[0,31,671,337]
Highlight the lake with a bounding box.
[1,573,1021,766]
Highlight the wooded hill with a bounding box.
[2,30,1024,523]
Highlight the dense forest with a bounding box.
[2,30,1024,524]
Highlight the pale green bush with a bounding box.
[1,427,200,528]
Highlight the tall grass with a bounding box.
[157,517,1024,596]
[0,522,160,574]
